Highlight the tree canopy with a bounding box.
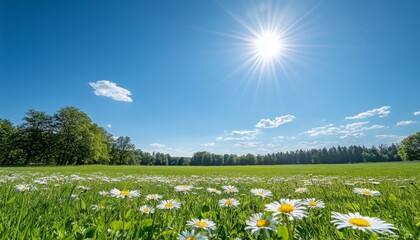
[398,132,420,161]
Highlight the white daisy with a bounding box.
[219,198,240,208]
[353,188,381,196]
[331,212,396,235]
[186,218,217,231]
[109,188,140,198]
[207,188,221,194]
[157,199,181,210]
[250,188,273,198]
[139,205,155,214]
[222,185,238,193]
[175,185,193,193]
[178,229,208,240]
[15,184,33,192]
[146,194,162,201]
[98,190,109,196]
[304,198,325,209]
[265,199,308,220]
[294,188,308,194]
[245,213,278,237]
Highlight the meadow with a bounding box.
[0,162,418,239]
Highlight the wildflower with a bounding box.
[304,198,325,208]
[139,205,155,214]
[353,188,381,196]
[222,185,238,193]
[207,188,221,194]
[109,188,140,198]
[178,229,208,240]
[265,199,308,220]
[250,188,273,198]
[186,218,217,231]
[245,213,278,237]
[15,184,33,192]
[157,199,181,210]
[294,188,308,193]
[175,185,194,193]
[219,198,240,208]
[146,194,162,201]
[98,190,109,196]
[331,212,396,235]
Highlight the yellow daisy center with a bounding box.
[196,221,207,227]
[165,203,174,208]
[256,219,270,227]
[258,191,264,195]
[211,189,217,192]
[143,208,149,212]
[225,200,233,205]
[150,195,156,199]
[120,190,130,196]
[362,190,372,195]
[228,188,233,191]
[278,203,295,213]
[186,237,196,240]
[349,218,371,227]
[21,187,28,191]
[309,201,317,206]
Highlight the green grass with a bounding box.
[0,162,418,239]
[2,161,420,177]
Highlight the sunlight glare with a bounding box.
[253,31,283,60]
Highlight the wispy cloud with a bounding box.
[107,124,112,128]
[413,111,420,116]
[216,129,261,141]
[255,115,295,128]
[150,143,165,148]
[234,142,262,147]
[345,106,390,120]
[375,135,406,142]
[89,80,133,102]
[305,121,385,138]
[396,120,417,126]
[201,142,215,147]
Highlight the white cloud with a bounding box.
[255,115,295,128]
[272,136,285,142]
[150,143,165,148]
[340,132,364,139]
[305,121,385,138]
[396,120,417,126]
[230,129,261,136]
[107,124,112,128]
[201,142,215,147]
[89,80,133,102]
[234,142,262,147]
[216,136,256,141]
[375,135,406,142]
[345,106,391,120]
[414,111,420,116]
[216,129,261,141]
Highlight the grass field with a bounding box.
[0,162,419,239]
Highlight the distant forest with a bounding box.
[0,106,411,166]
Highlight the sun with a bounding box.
[252,30,283,61]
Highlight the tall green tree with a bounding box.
[54,106,109,165]
[398,132,420,161]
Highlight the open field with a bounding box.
[0,162,419,239]
[2,162,420,177]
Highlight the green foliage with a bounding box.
[398,132,420,161]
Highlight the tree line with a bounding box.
[0,106,417,166]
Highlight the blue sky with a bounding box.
[1,0,419,156]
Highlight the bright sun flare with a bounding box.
[253,31,283,60]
